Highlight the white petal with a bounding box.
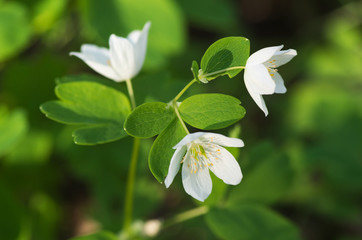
[200,133,244,148]
[173,132,205,149]
[270,49,297,68]
[246,45,283,66]
[109,34,135,80]
[81,44,110,60]
[127,30,142,45]
[164,145,187,188]
[244,76,269,116]
[70,44,120,81]
[132,21,151,76]
[272,72,287,93]
[208,147,242,185]
[182,162,212,202]
[244,64,276,94]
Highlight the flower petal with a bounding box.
[244,75,269,116]
[164,145,187,188]
[208,147,242,185]
[244,64,276,94]
[70,44,120,81]
[173,132,205,149]
[127,30,142,45]
[132,21,151,76]
[272,72,287,93]
[182,162,212,202]
[270,49,297,68]
[200,133,244,148]
[109,34,135,80]
[246,45,283,66]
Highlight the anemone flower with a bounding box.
[165,132,244,202]
[244,45,297,116]
[70,22,151,82]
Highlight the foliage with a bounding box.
[0,0,361,240]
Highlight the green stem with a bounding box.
[174,79,197,102]
[162,206,209,229]
[201,66,245,78]
[123,78,139,235]
[172,100,189,134]
[123,137,140,234]
[126,78,136,109]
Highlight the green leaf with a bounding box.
[149,118,187,182]
[70,231,118,240]
[205,204,301,240]
[0,2,32,61]
[200,37,249,80]
[228,142,294,205]
[179,94,246,130]
[0,107,28,157]
[124,102,175,138]
[40,77,131,145]
[191,60,202,83]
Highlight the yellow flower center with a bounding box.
[186,143,214,174]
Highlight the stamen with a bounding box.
[186,142,214,173]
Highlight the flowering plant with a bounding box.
[40,22,296,239]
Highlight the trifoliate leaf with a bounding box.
[40,75,131,145]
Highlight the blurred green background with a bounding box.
[0,0,361,239]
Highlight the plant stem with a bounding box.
[201,66,245,78]
[126,78,136,109]
[174,79,197,102]
[123,78,139,235]
[173,100,189,134]
[162,206,209,229]
[123,137,140,234]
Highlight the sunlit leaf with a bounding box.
[40,76,131,145]
[200,37,249,80]
[124,102,175,138]
[179,93,246,130]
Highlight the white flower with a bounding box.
[70,21,151,82]
[244,45,297,116]
[165,132,244,202]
